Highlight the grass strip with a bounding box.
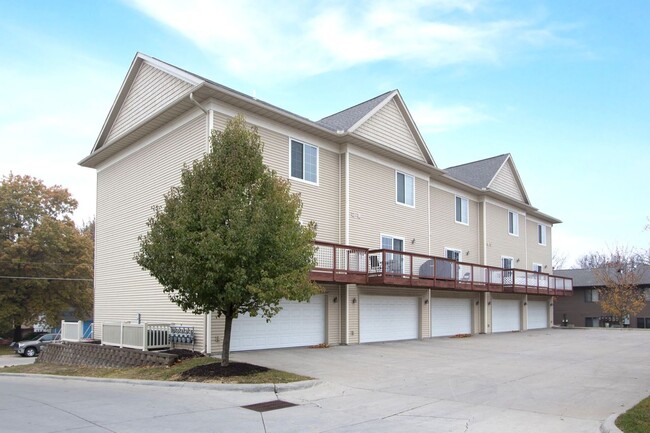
[616,396,650,433]
[2,357,311,384]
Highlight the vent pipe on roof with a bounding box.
[189,93,208,114]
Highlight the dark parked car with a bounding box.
[14,333,60,357]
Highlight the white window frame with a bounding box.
[532,263,543,273]
[508,210,519,236]
[395,171,415,207]
[538,224,547,245]
[289,138,318,185]
[455,196,469,225]
[444,248,462,262]
[501,256,514,269]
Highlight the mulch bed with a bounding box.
[180,361,269,378]
[161,349,205,362]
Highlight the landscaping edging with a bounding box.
[38,342,177,368]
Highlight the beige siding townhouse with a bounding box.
[79,53,572,353]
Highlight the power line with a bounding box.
[0,276,93,282]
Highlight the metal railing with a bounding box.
[101,322,171,351]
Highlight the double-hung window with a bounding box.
[508,211,519,236]
[532,263,543,273]
[538,224,547,245]
[396,172,414,207]
[445,248,462,262]
[381,235,404,273]
[290,139,318,183]
[455,196,468,224]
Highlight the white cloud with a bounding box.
[126,0,568,82]
[410,102,493,132]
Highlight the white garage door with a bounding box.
[492,299,521,333]
[431,298,472,337]
[527,300,548,329]
[230,295,326,351]
[360,295,419,343]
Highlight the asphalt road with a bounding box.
[1,328,648,432]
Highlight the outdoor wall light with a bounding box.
[466,250,470,256]
[333,297,338,303]
[524,302,527,306]
[488,301,491,305]
[411,238,416,244]
[475,300,480,305]
[424,299,429,305]
[516,258,520,263]
[352,298,357,304]
[550,303,553,307]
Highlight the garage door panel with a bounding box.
[431,298,472,337]
[492,299,521,333]
[360,295,419,343]
[231,295,325,351]
[527,301,548,329]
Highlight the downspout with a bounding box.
[191,92,211,352]
[190,92,208,114]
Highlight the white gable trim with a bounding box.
[346,91,397,133]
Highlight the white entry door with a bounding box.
[230,295,326,351]
[492,299,521,333]
[431,298,472,337]
[359,295,419,343]
[527,301,549,329]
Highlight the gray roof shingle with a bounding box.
[555,265,650,287]
[317,91,394,132]
[444,154,509,189]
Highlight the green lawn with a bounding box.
[0,346,15,356]
[2,357,311,384]
[616,396,650,433]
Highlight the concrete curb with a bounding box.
[600,414,623,433]
[0,373,321,393]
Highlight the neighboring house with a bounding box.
[554,266,650,328]
[79,53,572,353]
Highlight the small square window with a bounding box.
[508,211,519,236]
[455,196,468,224]
[396,172,414,206]
[538,225,547,245]
[290,139,318,183]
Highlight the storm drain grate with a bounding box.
[242,400,298,412]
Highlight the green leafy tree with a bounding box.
[136,115,319,366]
[0,174,93,341]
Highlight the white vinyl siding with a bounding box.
[490,160,525,202]
[347,154,428,254]
[354,99,426,162]
[94,114,207,347]
[106,62,193,143]
[396,171,414,207]
[359,295,419,343]
[290,139,318,184]
[508,211,519,236]
[455,196,468,224]
[212,112,339,244]
[230,295,326,351]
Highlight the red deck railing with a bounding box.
[310,241,573,296]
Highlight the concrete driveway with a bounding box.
[234,328,650,432]
[0,354,36,368]
[0,329,648,432]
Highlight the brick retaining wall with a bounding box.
[38,342,178,368]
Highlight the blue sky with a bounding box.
[1,0,648,267]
